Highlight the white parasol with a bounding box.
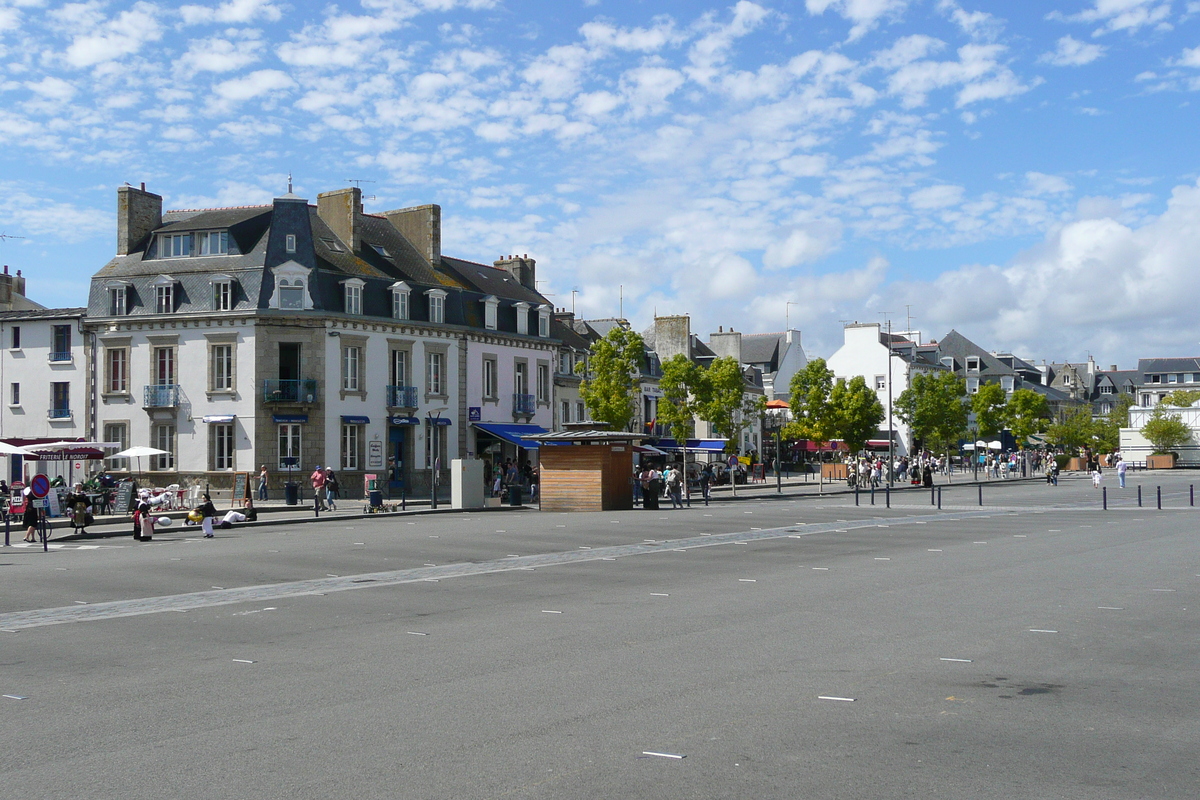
[108,446,170,477]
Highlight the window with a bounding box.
[109,286,127,316]
[370,243,387,256]
[279,280,304,309]
[272,264,312,311]
[319,237,344,252]
[559,352,571,374]
[341,424,360,470]
[515,361,527,395]
[1168,374,1179,383]
[1000,376,1014,392]
[10,326,19,349]
[212,280,232,311]
[483,356,497,400]
[537,362,550,403]
[515,302,530,335]
[159,233,191,258]
[106,348,128,393]
[577,401,585,421]
[1141,393,1151,405]
[1099,384,1113,394]
[278,423,301,470]
[538,307,550,338]
[391,349,408,387]
[342,346,361,391]
[875,375,886,390]
[427,289,446,324]
[342,279,364,315]
[152,424,175,470]
[285,234,296,253]
[211,344,233,391]
[1149,374,1162,384]
[427,351,444,395]
[50,383,69,418]
[391,283,410,320]
[967,377,979,394]
[210,423,235,470]
[198,230,228,255]
[51,325,71,361]
[104,423,129,470]
[483,296,498,330]
[561,400,571,424]
[9,383,17,405]
[155,284,174,314]
[966,357,980,372]
[154,347,176,385]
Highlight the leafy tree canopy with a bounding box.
[971,382,1008,439]
[785,358,837,443]
[1141,408,1192,454]
[657,354,704,445]
[577,326,645,431]
[1005,388,1050,447]
[1161,389,1200,408]
[830,375,885,454]
[894,371,968,454]
[701,356,765,451]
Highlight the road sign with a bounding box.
[29,473,50,499]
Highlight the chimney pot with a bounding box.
[140,182,145,191]
[2,265,7,274]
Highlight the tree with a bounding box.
[1141,408,1192,454]
[785,358,837,443]
[971,382,1008,439]
[1045,407,1095,455]
[701,356,766,453]
[894,372,968,473]
[830,376,884,454]
[1161,389,1200,408]
[577,326,645,431]
[657,354,704,447]
[1093,393,1133,453]
[1005,388,1050,447]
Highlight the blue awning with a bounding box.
[273,414,308,423]
[429,417,452,426]
[652,438,728,451]
[201,415,235,424]
[473,422,549,449]
[341,415,370,425]
[389,416,420,425]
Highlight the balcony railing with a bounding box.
[263,379,319,404]
[387,385,419,408]
[513,393,536,416]
[49,408,72,419]
[143,384,180,408]
[50,351,72,363]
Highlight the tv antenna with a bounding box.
[0,233,25,243]
[346,179,375,188]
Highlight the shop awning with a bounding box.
[273,414,308,423]
[652,438,728,451]
[473,422,548,449]
[389,416,420,425]
[341,415,371,424]
[201,415,235,423]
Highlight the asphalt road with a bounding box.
[0,473,1196,799]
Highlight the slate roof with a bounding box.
[0,306,84,320]
[740,333,784,369]
[1137,357,1200,375]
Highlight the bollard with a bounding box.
[931,485,936,506]
[937,486,942,509]
[4,511,8,547]
[1103,486,1107,510]
[978,484,983,507]
[1191,484,1194,507]
[1138,485,1142,507]
[402,488,406,512]
[855,486,859,506]
[871,485,875,506]
[886,485,891,508]
[1157,485,1162,510]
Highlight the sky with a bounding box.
[1,0,1200,369]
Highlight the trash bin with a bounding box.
[643,480,660,510]
[368,490,382,508]
[508,485,523,506]
[284,482,299,506]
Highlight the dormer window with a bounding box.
[319,237,344,252]
[271,262,313,311]
[151,275,177,314]
[342,278,365,315]
[285,234,296,253]
[514,302,530,335]
[426,288,447,324]
[966,357,980,372]
[390,281,411,320]
[482,295,499,330]
[198,231,229,255]
[105,281,130,316]
[211,274,234,311]
[370,243,387,256]
[538,305,550,338]
[159,233,191,258]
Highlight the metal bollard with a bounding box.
[1138,485,1142,507]
[1157,486,1162,510]
[871,485,875,506]
[855,486,859,506]
[937,486,942,509]
[931,485,936,506]
[1103,486,1107,510]
[885,485,891,508]
[1191,484,1194,507]
[978,484,983,507]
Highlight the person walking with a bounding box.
[198,493,218,538]
[1117,456,1127,489]
[258,465,269,501]
[324,467,340,511]
[22,487,39,543]
[310,466,327,511]
[136,490,156,541]
[667,464,684,509]
[699,463,713,506]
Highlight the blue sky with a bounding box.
[2,0,1200,368]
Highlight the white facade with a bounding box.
[826,323,915,457]
[1120,404,1200,465]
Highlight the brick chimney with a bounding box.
[495,254,536,291]
[654,315,691,362]
[316,187,362,252]
[117,183,162,255]
[382,204,440,265]
[0,266,11,308]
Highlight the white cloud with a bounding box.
[62,2,163,68]
[936,0,1003,40]
[24,76,77,102]
[1025,171,1073,195]
[180,0,282,25]
[1050,0,1173,36]
[1040,36,1106,66]
[687,1,771,84]
[214,69,295,102]
[883,43,1034,108]
[177,38,263,74]
[806,0,909,42]
[579,18,680,51]
[909,184,964,209]
[763,222,842,269]
[1177,46,1200,68]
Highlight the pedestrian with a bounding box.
[1117,456,1127,489]
[699,463,713,505]
[1091,468,1102,488]
[136,490,156,541]
[258,464,269,501]
[65,483,93,535]
[198,493,218,538]
[310,465,327,510]
[324,467,340,510]
[22,487,39,543]
[667,464,684,508]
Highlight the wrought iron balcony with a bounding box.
[49,408,72,419]
[513,393,536,416]
[386,385,419,408]
[262,379,319,404]
[143,384,180,408]
[49,351,72,363]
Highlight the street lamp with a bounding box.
[426,407,448,509]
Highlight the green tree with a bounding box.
[657,354,704,446]
[1045,407,1095,455]
[576,326,645,431]
[1141,408,1192,454]
[1161,389,1200,408]
[1093,393,1134,453]
[785,358,837,443]
[1005,388,1050,447]
[701,356,766,451]
[894,371,968,457]
[830,376,885,454]
[971,382,1009,438]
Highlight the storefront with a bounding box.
[387,415,420,496]
[471,422,548,484]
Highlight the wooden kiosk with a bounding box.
[524,426,644,512]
